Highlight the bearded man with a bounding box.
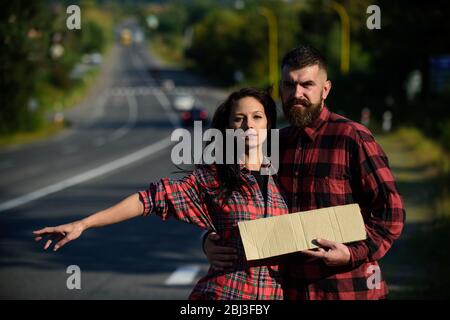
[204,45,405,300]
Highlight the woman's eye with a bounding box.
[234,118,243,122]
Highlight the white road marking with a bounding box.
[83,94,107,128]
[106,86,226,98]
[153,89,181,128]
[165,265,201,286]
[0,137,173,213]
[0,50,190,213]
[108,93,138,141]
[126,50,180,129]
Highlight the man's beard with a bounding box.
[282,97,323,128]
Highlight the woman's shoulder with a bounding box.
[192,164,221,190]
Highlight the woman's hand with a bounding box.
[33,221,87,251]
[204,232,238,272]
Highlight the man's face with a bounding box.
[280,64,331,128]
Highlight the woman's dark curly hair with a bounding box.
[209,87,277,198]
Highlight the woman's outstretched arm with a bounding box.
[81,193,144,228]
[33,193,144,251]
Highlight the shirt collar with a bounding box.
[239,156,275,175]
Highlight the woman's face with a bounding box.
[228,96,268,149]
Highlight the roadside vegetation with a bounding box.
[0,1,116,148]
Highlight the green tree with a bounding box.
[0,1,50,133]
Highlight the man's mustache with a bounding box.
[286,98,312,108]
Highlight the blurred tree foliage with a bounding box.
[158,2,188,34]
[0,0,113,135]
[81,20,107,53]
[153,0,449,149]
[187,9,260,84]
[185,0,301,86]
[0,1,49,133]
[3,0,450,149]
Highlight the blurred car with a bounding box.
[173,94,195,111]
[180,107,208,127]
[82,52,102,65]
[162,79,175,91]
[133,30,144,44]
[120,28,132,46]
[89,53,103,65]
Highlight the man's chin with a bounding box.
[285,104,322,128]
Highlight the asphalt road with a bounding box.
[0,38,227,299]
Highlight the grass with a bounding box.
[377,128,443,222]
[377,126,450,299]
[381,127,447,169]
[0,121,67,148]
[39,66,101,113]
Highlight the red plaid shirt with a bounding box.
[278,106,405,300]
[139,164,289,300]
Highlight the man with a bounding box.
[204,45,405,300]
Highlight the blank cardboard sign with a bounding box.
[237,203,367,261]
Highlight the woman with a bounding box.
[33,87,289,300]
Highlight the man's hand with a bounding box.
[204,232,238,272]
[302,238,351,267]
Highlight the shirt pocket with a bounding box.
[303,166,353,207]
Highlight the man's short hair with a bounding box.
[281,45,327,72]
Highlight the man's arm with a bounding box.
[203,232,238,271]
[347,129,406,267]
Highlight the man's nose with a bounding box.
[294,84,305,98]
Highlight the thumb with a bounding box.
[209,232,221,241]
[316,238,336,249]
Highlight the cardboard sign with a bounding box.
[238,203,367,261]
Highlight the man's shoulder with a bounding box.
[327,111,375,143]
[278,110,376,143]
